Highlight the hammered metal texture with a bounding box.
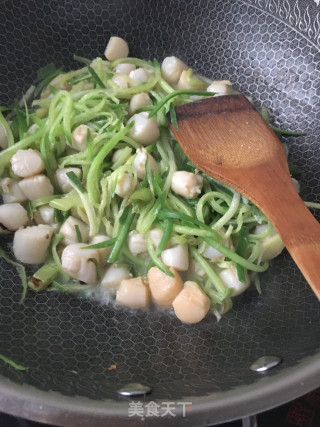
[0,0,319,402]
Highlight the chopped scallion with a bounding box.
[146,235,174,277]
[74,224,82,243]
[66,171,85,193]
[0,354,28,371]
[169,103,178,130]
[28,264,59,292]
[148,89,215,118]
[236,226,249,284]
[73,54,92,65]
[89,258,101,281]
[271,125,305,137]
[87,65,106,88]
[85,237,116,250]
[158,209,220,239]
[155,219,173,257]
[107,209,135,263]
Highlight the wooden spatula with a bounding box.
[170,94,320,299]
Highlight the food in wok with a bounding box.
[0,36,311,325]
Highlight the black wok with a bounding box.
[0,0,319,425]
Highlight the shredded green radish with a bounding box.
[0,249,28,303]
[0,42,311,323]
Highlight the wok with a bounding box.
[0,0,319,425]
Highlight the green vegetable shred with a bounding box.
[0,44,309,323]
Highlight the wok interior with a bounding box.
[0,0,319,417]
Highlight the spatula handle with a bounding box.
[250,167,320,299]
[171,94,320,299]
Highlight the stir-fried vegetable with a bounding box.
[0,36,306,324]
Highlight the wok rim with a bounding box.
[0,352,319,425]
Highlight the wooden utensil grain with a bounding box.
[170,94,320,299]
